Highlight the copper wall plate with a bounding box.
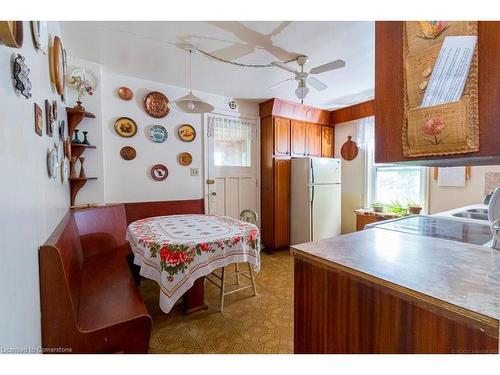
[120,146,137,160]
[340,136,359,161]
[52,36,65,95]
[118,87,134,100]
[0,21,23,48]
[178,152,193,166]
[144,91,169,118]
[178,124,196,142]
[151,164,168,181]
[114,117,137,138]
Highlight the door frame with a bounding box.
[202,110,261,227]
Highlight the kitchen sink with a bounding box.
[466,208,488,214]
[452,212,489,220]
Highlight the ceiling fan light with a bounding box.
[295,85,309,100]
[173,91,214,114]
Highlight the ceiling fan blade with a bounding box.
[307,76,328,91]
[269,77,294,90]
[309,59,346,75]
[271,61,297,74]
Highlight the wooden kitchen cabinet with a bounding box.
[291,120,307,156]
[306,123,322,157]
[375,21,500,166]
[321,126,334,158]
[273,117,290,156]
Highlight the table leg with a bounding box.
[182,277,208,315]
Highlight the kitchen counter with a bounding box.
[291,226,500,353]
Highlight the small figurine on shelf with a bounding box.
[69,73,93,111]
[82,131,91,145]
[79,157,86,179]
[72,129,81,144]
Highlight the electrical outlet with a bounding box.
[190,168,199,177]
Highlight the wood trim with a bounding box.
[123,199,205,225]
[259,98,331,125]
[330,100,375,125]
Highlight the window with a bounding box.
[210,116,253,167]
[357,117,427,208]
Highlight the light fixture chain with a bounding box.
[195,48,299,68]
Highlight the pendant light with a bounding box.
[173,46,214,113]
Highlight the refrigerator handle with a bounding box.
[310,185,314,204]
[310,161,315,184]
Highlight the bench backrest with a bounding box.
[124,199,205,224]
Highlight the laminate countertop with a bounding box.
[291,228,500,324]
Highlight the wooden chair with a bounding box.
[207,209,258,312]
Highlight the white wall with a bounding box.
[0,22,69,350]
[100,70,259,204]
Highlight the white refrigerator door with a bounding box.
[311,158,341,184]
[290,158,312,245]
[311,184,341,241]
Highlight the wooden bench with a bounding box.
[39,199,205,353]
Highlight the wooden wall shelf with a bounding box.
[66,107,97,206]
[66,107,96,136]
[69,177,97,207]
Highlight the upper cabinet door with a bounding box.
[273,117,291,156]
[321,126,334,158]
[291,120,307,156]
[306,123,322,157]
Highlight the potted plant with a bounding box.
[407,200,423,215]
[386,200,407,215]
[371,202,384,213]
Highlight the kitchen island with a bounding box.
[291,224,500,354]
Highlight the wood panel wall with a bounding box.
[330,100,375,124]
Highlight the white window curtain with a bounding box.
[208,115,255,167]
[355,116,375,207]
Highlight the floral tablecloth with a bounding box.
[126,214,261,313]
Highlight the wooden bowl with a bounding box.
[0,21,23,48]
[117,87,134,101]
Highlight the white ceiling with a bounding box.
[60,21,375,109]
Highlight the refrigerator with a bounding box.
[290,157,341,245]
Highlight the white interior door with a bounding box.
[205,114,259,222]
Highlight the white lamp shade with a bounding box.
[173,91,214,113]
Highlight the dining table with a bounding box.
[126,214,261,314]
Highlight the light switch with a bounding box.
[190,168,199,176]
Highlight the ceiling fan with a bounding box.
[270,55,346,103]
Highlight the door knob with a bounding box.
[211,192,217,196]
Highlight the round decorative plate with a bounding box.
[178,124,196,142]
[150,125,168,143]
[47,145,59,179]
[144,91,169,118]
[178,152,193,166]
[31,21,47,53]
[120,146,137,160]
[0,21,23,48]
[117,86,133,100]
[114,117,137,138]
[52,35,65,95]
[61,157,69,183]
[151,164,168,181]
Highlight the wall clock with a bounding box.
[144,91,170,118]
[51,35,65,95]
[114,117,137,138]
[178,124,196,142]
[151,164,169,181]
[149,125,168,143]
[31,21,48,53]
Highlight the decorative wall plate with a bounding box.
[340,136,359,161]
[149,125,168,143]
[51,36,65,95]
[0,21,23,48]
[114,117,137,138]
[118,87,133,100]
[178,124,196,142]
[58,120,66,142]
[47,144,59,179]
[13,54,32,99]
[120,146,137,160]
[34,103,43,136]
[31,21,47,52]
[178,152,193,166]
[151,164,169,181]
[144,91,170,118]
[61,157,69,183]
